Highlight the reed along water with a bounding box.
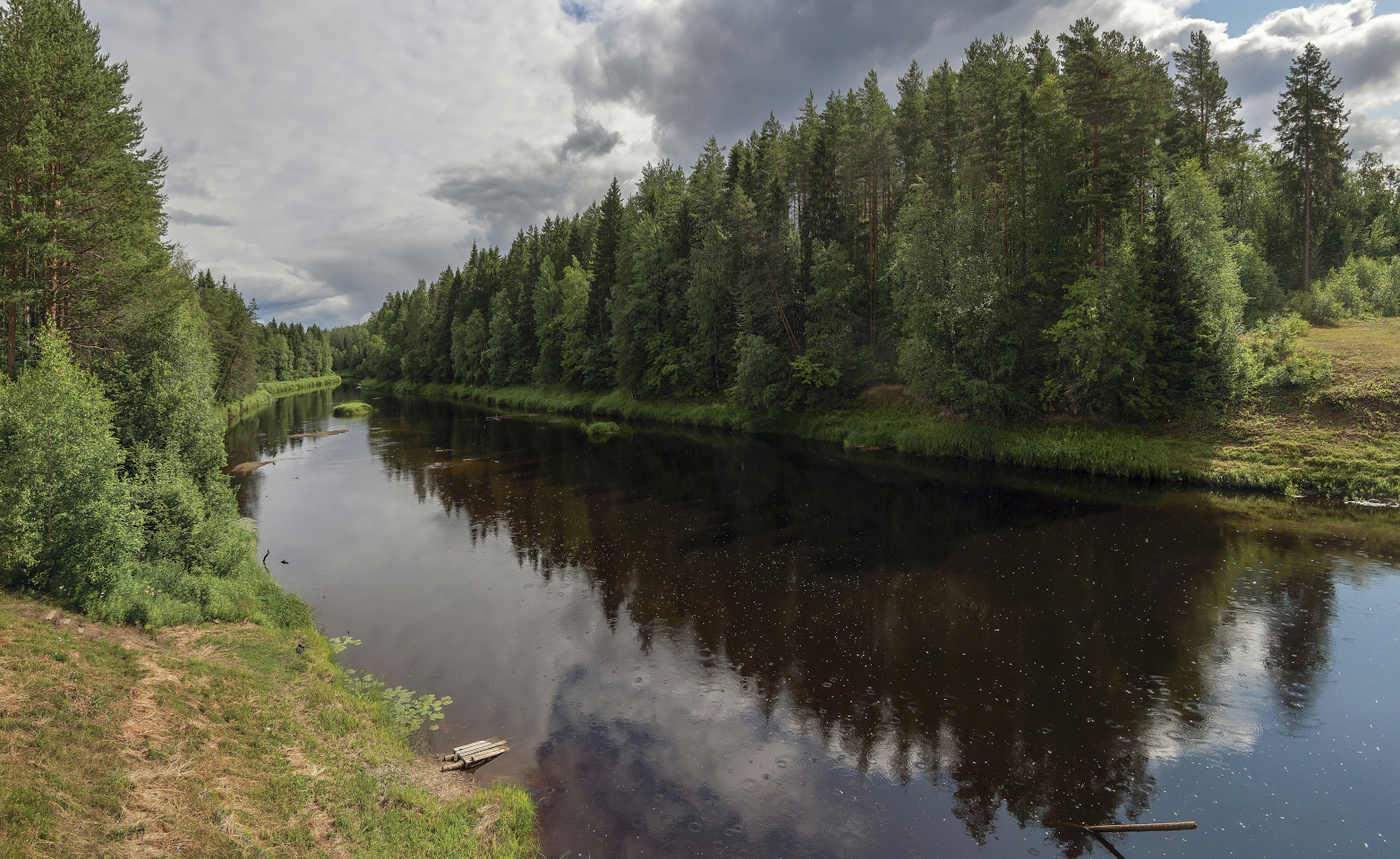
[228,388,1399,858]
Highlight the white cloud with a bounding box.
[75,0,1400,327]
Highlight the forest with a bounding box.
[333,24,1399,422]
[0,0,328,625]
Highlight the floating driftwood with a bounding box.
[438,738,510,772]
[1047,820,1196,859]
[287,429,348,439]
[228,460,275,474]
[1081,822,1196,833]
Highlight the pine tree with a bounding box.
[1170,31,1245,171]
[1274,43,1349,289]
[1058,20,1171,267]
[0,0,167,376]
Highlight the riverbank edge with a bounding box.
[224,374,343,422]
[0,589,539,857]
[353,377,1399,500]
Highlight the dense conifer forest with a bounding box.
[0,0,326,626]
[334,24,1398,423]
[3,0,1399,620]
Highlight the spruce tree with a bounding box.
[1274,43,1349,288]
[585,177,623,388]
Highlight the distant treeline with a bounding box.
[195,270,334,404]
[334,23,1399,421]
[1,0,306,628]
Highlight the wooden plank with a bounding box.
[454,740,499,757]
[464,749,509,766]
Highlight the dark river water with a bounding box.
[226,388,1399,858]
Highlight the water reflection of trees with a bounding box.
[362,398,1342,854]
[224,388,338,519]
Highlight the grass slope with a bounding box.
[1166,319,1400,499]
[0,594,536,858]
[358,319,1400,499]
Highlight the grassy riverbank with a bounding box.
[225,374,343,422]
[0,592,537,858]
[357,319,1400,500]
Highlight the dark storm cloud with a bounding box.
[564,0,1021,157]
[430,147,618,247]
[167,208,236,227]
[431,162,569,237]
[559,112,623,161]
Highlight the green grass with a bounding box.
[332,401,373,417]
[0,592,539,858]
[363,379,1177,481]
[1163,318,1400,499]
[225,375,342,422]
[360,319,1400,500]
[582,420,619,439]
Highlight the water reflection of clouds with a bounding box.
[233,395,1400,859]
[529,624,973,859]
[1142,607,1273,762]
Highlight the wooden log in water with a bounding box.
[229,460,275,474]
[440,759,467,772]
[1085,822,1196,833]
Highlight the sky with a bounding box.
[74,0,1400,327]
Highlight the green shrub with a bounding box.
[1301,255,1400,323]
[1263,352,1335,389]
[733,334,791,412]
[332,401,373,416]
[582,420,619,438]
[0,328,140,604]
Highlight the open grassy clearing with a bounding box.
[1176,318,1400,499]
[0,594,537,858]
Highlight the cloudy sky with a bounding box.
[80,0,1400,327]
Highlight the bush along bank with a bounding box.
[225,374,343,422]
[359,351,1400,501]
[0,592,538,858]
[0,331,540,856]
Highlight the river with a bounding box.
[226,388,1399,858]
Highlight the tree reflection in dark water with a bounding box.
[224,388,335,520]
[226,391,1376,858]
